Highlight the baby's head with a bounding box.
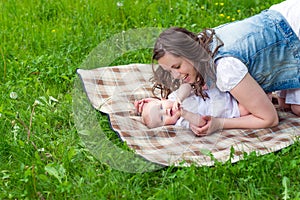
[141,99,181,128]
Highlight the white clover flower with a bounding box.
[12,124,20,133]
[117,2,123,7]
[10,92,18,99]
[33,100,42,106]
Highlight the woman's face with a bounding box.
[158,52,197,83]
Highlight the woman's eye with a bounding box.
[161,116,163,122]
[173,65,180,69]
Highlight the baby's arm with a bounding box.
[173,83,192,110]
[181,109,206,127]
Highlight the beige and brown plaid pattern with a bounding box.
[77,64,300,167]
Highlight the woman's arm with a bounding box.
[227,73,278,128]
[193,73,278,135]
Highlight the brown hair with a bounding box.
[151,27,223,99]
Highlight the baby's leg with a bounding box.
[288,88,300,116]
[275,90,291,109]
[277,89,300,116]
[291,105,300,116]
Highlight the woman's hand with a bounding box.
[189,116,224,136]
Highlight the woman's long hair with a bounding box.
[151,27,223,99]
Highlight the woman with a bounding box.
[151,0,300,136]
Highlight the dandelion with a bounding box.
[117,2,123,7]
[219,13,225,17]
[51,29,56,33]
[201,6,205,9]
[10,92,18,99]
[232,18,235,21]
[220,2,224,6]
[237,9,241,13]
[227,16,231,19]
[215,3,219,6]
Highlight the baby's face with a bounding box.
[142,99,181,128]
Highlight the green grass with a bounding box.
[1,0,300,199]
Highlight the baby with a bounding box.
[135,83,249,129]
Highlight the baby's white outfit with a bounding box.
[168,88,240,129]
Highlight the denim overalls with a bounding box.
[211,9,300,93]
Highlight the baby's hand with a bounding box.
[134,99,146,115]
[172,98,182,112]
[134,98,156,115]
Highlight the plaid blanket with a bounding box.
[77,64,300,167]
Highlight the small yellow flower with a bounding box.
[219,13,225,17]
[237,9,241,13]
[51,29,56,33]
[232,18,235,21]
[220,2,224,6]
[215,3,218,6]
[201,6,205,9]
[227,16,231,19]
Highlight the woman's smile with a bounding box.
[158,52,197,83]
[182,74,190,83]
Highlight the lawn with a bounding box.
[1,0,299,199]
